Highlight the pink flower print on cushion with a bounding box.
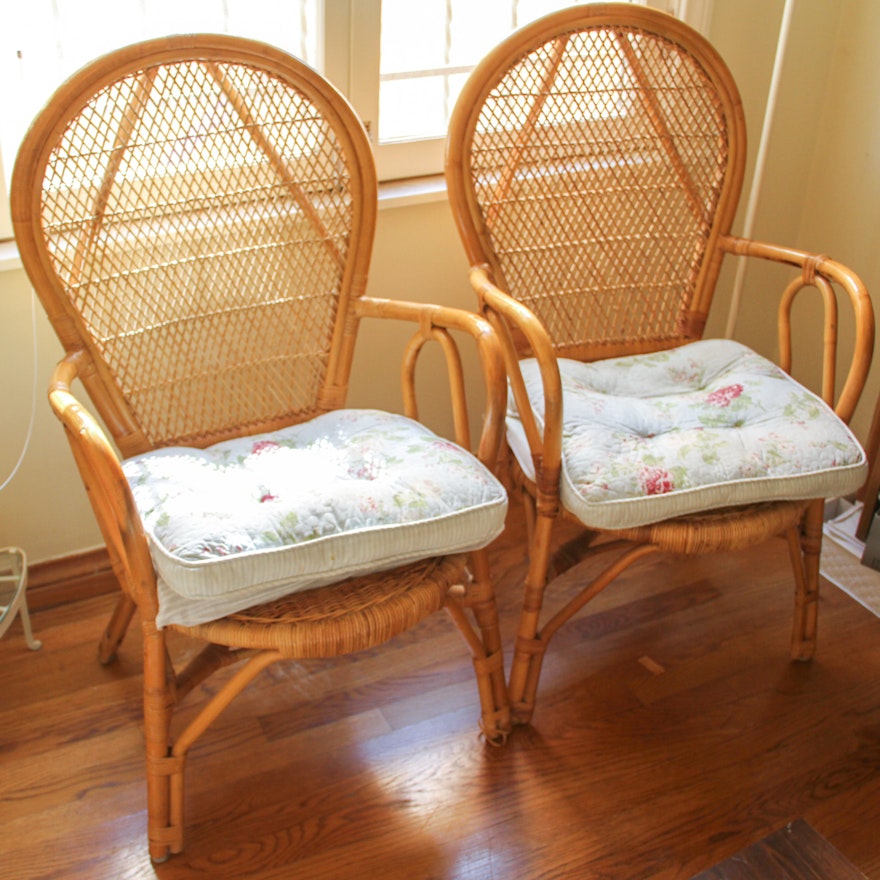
[639,466,674,496]
[431,438,461,454]
[360,496,379,513]
[706,384,743,407]
[349,454,381,480]
[251,440,281,455]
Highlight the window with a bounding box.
[0,0,707,239]
[340,0,703,181]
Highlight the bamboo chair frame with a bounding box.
[445,5,874,724]
[12,35,509,860]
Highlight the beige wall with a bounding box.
[2,0,879,564]
[352,199,483,427]
[705,0,880,438]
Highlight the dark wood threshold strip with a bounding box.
[27,547,118,611]
[688,819,869,879]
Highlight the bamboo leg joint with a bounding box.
[515,634,547,656]
[472,647,505,677]
[148,822,182,847]
[147,752,185,776]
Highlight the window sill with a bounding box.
[0,175,449,274]
[378,174,447,210]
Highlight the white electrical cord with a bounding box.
[724,0,796,338]
[0,288,37,492]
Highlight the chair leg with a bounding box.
[141,642,280,860]
[788,498,824,661]
[521,483,537,549]
[164,650,281,855]
[98,593,137,665]
[508,507,659,725]
[142,624,175,863]
[508,512,557,725]
[448,548,510,742]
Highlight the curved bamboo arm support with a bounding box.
[779,272,838,405]
[48,352,157,616]
[401,326,471,449]
[468,266,564,483]
[720,236,874,423]
[353,296,506,470]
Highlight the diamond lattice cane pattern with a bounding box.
[40,60,353,446]
[470,26,729,351]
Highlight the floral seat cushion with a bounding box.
[123,409,508,627]
[506,339,866,531]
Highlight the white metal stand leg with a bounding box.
[0,547,42,650]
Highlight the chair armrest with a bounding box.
[48,352,157,614]
[465,266,565,501]
[354,295,507,471]
[720,235,875,424]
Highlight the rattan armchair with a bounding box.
[445,5,874,725]
[12,35,510,860]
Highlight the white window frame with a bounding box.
[0,165,10,241]
[0,0,712,241]
[325,0,713,183]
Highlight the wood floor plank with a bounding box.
[2,509,880,879]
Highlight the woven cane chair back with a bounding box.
[13,37,374,455]
[446,5,745,361]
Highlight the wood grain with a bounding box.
[688,819,869,879]
[2,506,880,879]
[25,547,115,611]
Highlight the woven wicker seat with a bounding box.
[11,35,510,861]
[444,5,875,725]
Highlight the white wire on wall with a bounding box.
[724,0,796,338]
[0,289,37,493]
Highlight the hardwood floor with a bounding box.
[2,508,880,879]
